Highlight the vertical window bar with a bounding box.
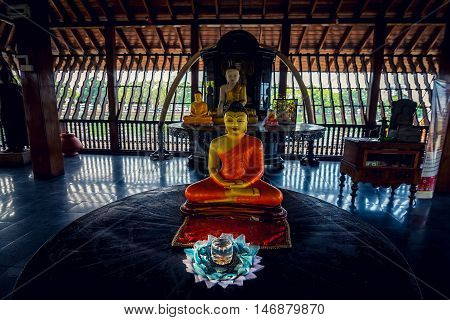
[179,55,190,122]
[351,55,365,124]
[118,55,136,119]
[125,54,143,121]
[74,56,95,119]
[83,56,103,120]
[170,55,183,122]
[333,55,346,124]
[316,54,326,124]
[144,54,159,122]
[64,56,88,120]
[342,55,356,125]
[58,56,78,117]
[97,61,110,121]
[408,56,429,126]
[163,54,174,126]
[381,61,394,107]
[325,54,337,124]
[152,54,167,122]
[306,54,316,123]
[135,55,151,121]
[388,56,402,99]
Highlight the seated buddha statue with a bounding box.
[264,109,279,127]
[183,91,213,125]
[182,102,285,219]
[213,68,247,124]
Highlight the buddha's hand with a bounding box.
[228,180,251,189]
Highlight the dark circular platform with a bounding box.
[13,186,421,299]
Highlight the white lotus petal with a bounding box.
[245,272,257,280]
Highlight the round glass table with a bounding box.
[168,122,326,171]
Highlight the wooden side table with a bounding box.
[339,138,425,205]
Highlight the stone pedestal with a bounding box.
[0,150,31,166]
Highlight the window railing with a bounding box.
[1,53,434,157]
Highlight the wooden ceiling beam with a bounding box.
[309,0,318,17]
[66,0,85,22]
[143,0,155,23]
[285,0,292,19]
[49,16,447,29]
[155,27,167,51]
[404,25,427,54]
[337,0,369,54]
[118,0,134,21]
[355,26,374,53]
[51,31,65,54]
[59,29,77,53]
[215,0,219,19]
[79,0,99,22]
[316,26,330,52]
[166,0,175,19]
[85,29,102,53]
[239,0,243,19]
[116,28,134,53]
[423,25,443,55]
[98,0,114,21]
[191,0,197,19]
[70,29,89,53]
[332,0,344,19]
[419,0,435,18]
[296,26,307,53]
[389,26,410,53]
[395,0,415,18]
[135,28,149,53]
[175,27,185,53]
[262,0,267,18]
[335,26,352,53]
[49,0,71,22]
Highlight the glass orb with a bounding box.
[211,237,233,266]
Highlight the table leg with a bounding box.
[409,184,417,205]
[339,172,346,190]
[300,139,319,166]
[351,180,358,203]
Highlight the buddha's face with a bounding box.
[194,92,202,102]
[225,69,240,85]
[224,111,247,136]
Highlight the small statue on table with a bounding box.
[388,99,421,142]
[182,91,213,125]
[263,109,279,127]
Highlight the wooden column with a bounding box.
[14,0,64,178]
[436,9,450,193]
[366,18,386,134]
[278,23,291,98]
[190,23,199,97]
[105,24,120,152]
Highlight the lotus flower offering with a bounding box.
[183,234,263,288]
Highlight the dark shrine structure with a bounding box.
[202,30,276,118]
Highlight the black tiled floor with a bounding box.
[0,155,449,299]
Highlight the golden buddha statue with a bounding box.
[183,102,284,218]
[213,68,247,124]
[183,91,213,125]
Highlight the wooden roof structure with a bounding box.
[0,0,447,56]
